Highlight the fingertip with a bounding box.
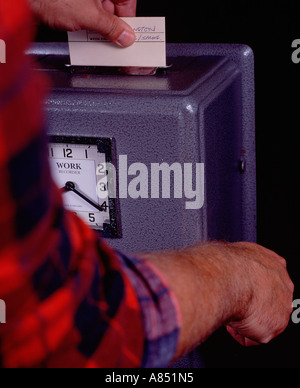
[115,28,136,47]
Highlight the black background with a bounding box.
[36,0,300,367]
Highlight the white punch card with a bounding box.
[68,17,166,68]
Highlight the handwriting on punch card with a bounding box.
[68,17,166,68]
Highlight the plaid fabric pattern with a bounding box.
[0,0,180,368]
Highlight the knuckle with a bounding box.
[261,336,272,345]
[289,279,295,293]
[105,18,121,40]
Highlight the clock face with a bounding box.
[48,136,120,238]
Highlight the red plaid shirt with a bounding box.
[0,0,180,368]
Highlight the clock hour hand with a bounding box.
[62,181,105,212]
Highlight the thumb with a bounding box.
[83,9,136,47]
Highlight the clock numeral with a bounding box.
[85,146,92,159]
[98,182,107,192]
[89,213,96,223]
[101,201,108,212]
[63,148,73,158]
[97,164,108,177]
[49,148,54,158]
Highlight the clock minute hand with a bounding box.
[62,181,104,212]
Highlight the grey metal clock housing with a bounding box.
[29,42,256,368]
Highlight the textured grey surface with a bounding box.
[31,43,256,367]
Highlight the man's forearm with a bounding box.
[139,241,294,361]
[138,242,246,360]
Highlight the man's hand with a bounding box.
[140,241,294,361]
[225,242,294,346]
[29,0,137,47]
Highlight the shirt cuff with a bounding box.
[116,251,182,368]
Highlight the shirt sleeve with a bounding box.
[0,0,181,368]
[117,252,181,368]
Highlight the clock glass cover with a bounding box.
[48,136,120,238]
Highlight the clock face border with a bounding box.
[49,135,121,239]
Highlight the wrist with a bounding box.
[189,242,253,326]
[205,242,254,323]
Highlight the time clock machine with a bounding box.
[32,42,256,368]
